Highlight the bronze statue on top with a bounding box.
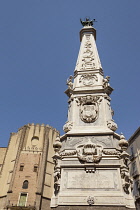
[80,18,96,27]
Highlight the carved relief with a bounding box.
[62,136,112,150]
[103,148,120,156]
[80,36,96,70]
[53,136,62,195]
[77,95,99,123]
[79,74,98,86]
[66,75,73,90]
[118,134,132,194]
[63,121,73,133]
[107,119,118,131]
[60,150,77,157]
[120,151,131,194]
[76,140,103,163]
[87,196,94,205]
[103,76,110,88]
[54,167,61,195]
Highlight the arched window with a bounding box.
[22,180,29,189]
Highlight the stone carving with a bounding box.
[103,76,110,88]
[62,136,113,149]
[118,134,133,194]
[66,75,73,90]
[80,35,96,70]
[87,196,94,205]
[85,167,96,173]
[107,119,118,131]
[53,136,62,195]
[103,149,120,156]
[60,150,77,157]
[63,121,73,133]
[66,169,117,190]
[76,140,103,163]
[77,95,99,123]
[54,167,61,195]
[79,74,98,86]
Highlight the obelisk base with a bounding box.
[51,206,135,210]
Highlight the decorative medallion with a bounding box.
[77,95,99,123]
[79,74,98,86]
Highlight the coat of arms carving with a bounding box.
[76,140,103,163]
[77,95,99,123]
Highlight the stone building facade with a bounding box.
[127,127,140,210]
[0,123,59,210]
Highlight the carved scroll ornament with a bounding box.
[107,119,118,131]
[63,121,73,133]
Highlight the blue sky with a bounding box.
[0,0,140,147]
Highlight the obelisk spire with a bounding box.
[74,18,102,73]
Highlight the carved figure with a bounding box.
[66,75,73,90]
[54,167,61,195]
[118,134,132,194]
[53,136,62,195]
[80,18,96,27]
[103,76,110,88]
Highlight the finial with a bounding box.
[80,17,97,27]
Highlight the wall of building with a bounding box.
[127,128,140,210]
[0,123,59,210]
[0,147,7,172]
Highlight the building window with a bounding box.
[19,164,24,171]
[33,165,38,172]
[18,193,27,207]
[22,180,29,189]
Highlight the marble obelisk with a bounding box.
[51,19,135,210]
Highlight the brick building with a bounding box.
[0,123,59,210]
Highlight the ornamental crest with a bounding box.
[79,74,98,86]
[76,140,103,163]
[77,95,99,123]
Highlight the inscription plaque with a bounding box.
[62,169,119,190]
